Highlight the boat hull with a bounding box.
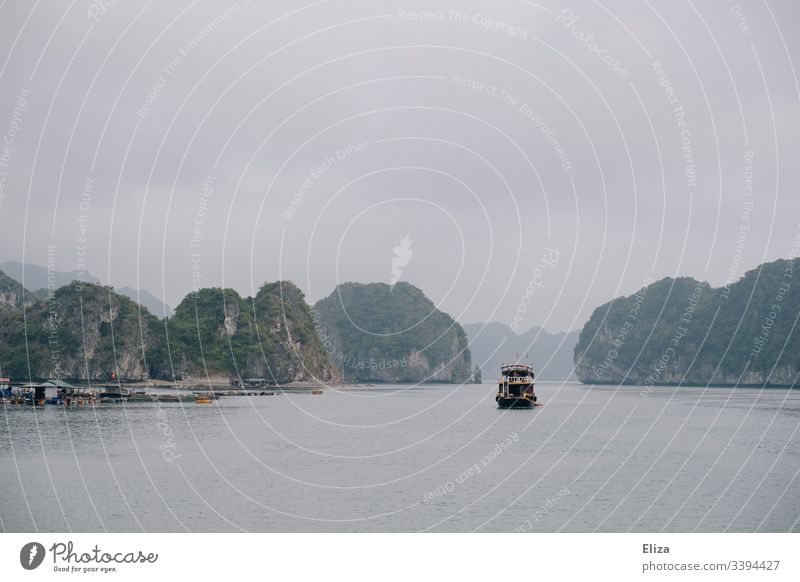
[496,396,534,409]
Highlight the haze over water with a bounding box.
[2,382,797,532]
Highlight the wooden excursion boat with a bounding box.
[496,363,537,409]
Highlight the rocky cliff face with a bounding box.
[0,280,164,380]
[163,282,340,383]
[314,282,472,383]
[0,270,34,309]
[0,271,338,383]
[574,259,800,387]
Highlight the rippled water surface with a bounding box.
[1,382,798,532]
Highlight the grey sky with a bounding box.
[0,0,798,332]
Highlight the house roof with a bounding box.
[22,379,79,389]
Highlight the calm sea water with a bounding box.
[1,382,798,532]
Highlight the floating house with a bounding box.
[19,379,80,403]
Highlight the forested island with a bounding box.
[313,282,472,383]
[574,258,799,387]
[0,274,337,384]
[3,256,797,388]
[0,273,471,385]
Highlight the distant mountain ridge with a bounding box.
[0,261,100,289]
[574,258,800,386]
[462,322,579,381]
[0,261,172,317]
[117,286,173,317]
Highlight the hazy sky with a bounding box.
[0,0,798,332]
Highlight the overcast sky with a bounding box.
[0,0,798,332]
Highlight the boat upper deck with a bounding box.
[498,363,535,385]
[500,363,534,374]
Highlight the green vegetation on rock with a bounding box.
[313,282,472,383]
[165,282,338,383]
[0,280,164,380]
[0,272,338,383]
[575,259,800,386]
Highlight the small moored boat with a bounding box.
[496,363,537,409]
[194,392,217,404]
